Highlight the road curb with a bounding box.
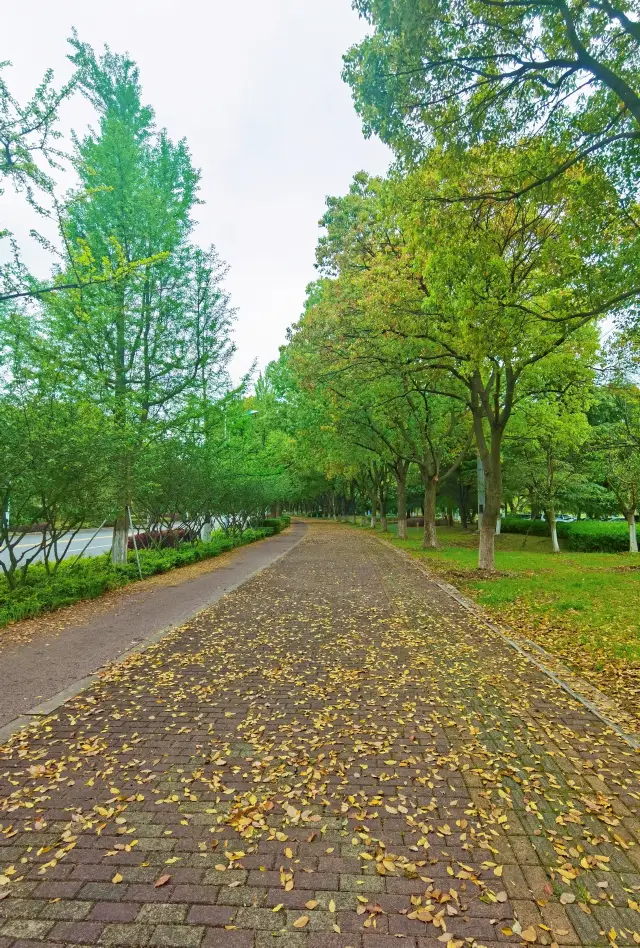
[0,524,308,748]
[365,529,640,751]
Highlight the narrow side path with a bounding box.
[0,523,306,730]
[0,524,639,948]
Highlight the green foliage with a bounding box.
[344,0,640,200]
[566,519,636,553]
[500,517,553,538]
[500,516,636,551]
[0,529,267,628]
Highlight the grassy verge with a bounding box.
[355,521,640,721]
[0,525,279,629]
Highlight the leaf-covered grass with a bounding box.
[0,528,271,629]
[356,521,640,720]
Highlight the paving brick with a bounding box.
[99,922,154,945]
[186,904,236,925]
[0,919,54,940]
[137,902,187,924]
[90,901,141,922]
[202,932,254,947]
[151,924,204,947]
[1,525,639,948]
[49,920,105,942]
[40,900,93,921]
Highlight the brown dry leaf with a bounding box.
[154,874,171,888]
[293,915,309,928]
[522,926,538,943]
[305,900,319,910]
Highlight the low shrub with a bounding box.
[500,517,550,537]
[499,517,572,539]
[566,519,635,553]
[0,528,268,629]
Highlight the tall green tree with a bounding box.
[47,38,234,563]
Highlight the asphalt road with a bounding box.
[0,527,117,569]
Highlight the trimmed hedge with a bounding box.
[500,516,571,539]
[261,516,291,535]
[566,519,635,553]
[0,528,268,629]
[500,515,635,552]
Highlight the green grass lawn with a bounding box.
[358,521,640,718]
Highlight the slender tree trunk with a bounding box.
[446,498,454,527]
[422,477,438,549]
[112,292,130,566]
[370,488,377,528]
[396,467,407,540]
[380,488,388,532]
[627,512,638,553]
[112,504,129,566]
[478,435,502,571]
[547,506,560,553]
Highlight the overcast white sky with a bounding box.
[3,0,390,381]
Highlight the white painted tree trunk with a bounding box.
[628,514,638,553]
[201,517,212,543]
[111,515,128,566]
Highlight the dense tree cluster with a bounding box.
[271,0,640,568]
[0,39,301,588]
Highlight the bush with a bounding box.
[499,517,572,539]
[0,528,269,628]
[500,516,549,537]
[260,517,291,535]
[500,516,635,551]
[566,519,635,553]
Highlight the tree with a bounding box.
[589,385,640,551]
[46,38,234,563]
[344,0,640,195]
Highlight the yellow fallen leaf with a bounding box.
[293,915,309,928]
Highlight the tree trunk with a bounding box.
[201,514,212,543]
[112,509,129,566]
[422,478,438,549]
[370,489,377,528]
[396,468,407,540]
[627,513,638,553]
[446,498,454,527]
[478,437,502,570]
[547,506,560,553]
[380,493,388,532]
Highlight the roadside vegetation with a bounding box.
[0,519,289,629]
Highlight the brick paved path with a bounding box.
[1,524,639,948]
